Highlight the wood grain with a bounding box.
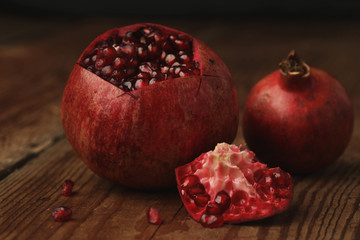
[0,16,359,239]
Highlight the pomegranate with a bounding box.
[61,23,239,189]
[147,207,162,225]
[242,50,354,174]
[175,143,293,228]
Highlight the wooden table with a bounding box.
[1,15,359,239]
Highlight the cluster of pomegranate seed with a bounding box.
[180,175,230,227]
[61,179,74,197]
[80,26,200,91]
[52,180,75,222]
[147,207,162,225]
[253,168,293,201]
[179,167,292,228]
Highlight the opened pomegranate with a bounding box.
[175,143,293,228]
[61,23,239,189]
[242,50,354,174]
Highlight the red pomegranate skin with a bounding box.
[61,23,239,189]
[242,66,354,174]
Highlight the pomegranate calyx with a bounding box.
[279,50,310,79]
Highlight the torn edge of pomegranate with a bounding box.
[77,23,203,92]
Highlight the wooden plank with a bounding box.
[0,138,359,239]
[0,139,182,239]
[1,17,360,239]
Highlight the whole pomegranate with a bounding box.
[61,23,239,189]
[175,142,293,228]
[242,50,354,174]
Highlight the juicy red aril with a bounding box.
[52,207,72,222]
[254,170,272,186]
[147,207,162,225]
[200,214,224,228]
[194,194,210,207]
[80,25,200,91]
[180,175,200,191]
[61,179,74,197]
[232,190,249,206]
[205,202,224,215]
[272,169,292,188]
[187,183,205,196]
[214,191,231,211]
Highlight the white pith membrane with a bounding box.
[193,143,262,201]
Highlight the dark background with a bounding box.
[3,0,360,18]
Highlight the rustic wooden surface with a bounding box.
[0,15,360,239]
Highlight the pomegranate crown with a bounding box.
[279,50,310,78]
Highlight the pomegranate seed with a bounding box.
[135,79,147,89]
[120,45,136,58]
[61,179,74,196]
[168,34,177,42]
[109,78,119,85]
[153,32,165,44]
[254,170,272,185]
[137,46,148,60]
[52,207,72,222]
[112,69,125,80]
[137,72,151,80]
[200,214,224,228]
[232,190,249,206]
[179,54,190,63]
[122,81,133,91]
[125,67,136,77]
[272,169,292,188]
[148,44,161,58]
[180,175,200,191]
[83,57,92,66]
[101,66,113,77]
[214,191,231,211]
[113,57,127,69]
[161,66,169,74]
[91,55,98,63]
[123,31,137,43]
[138,64,153,74]
[128,58,139,68]
[139,27,153,36]
[147,207,162,225]
[101,47,117,61]
[149,78,157,85]
[187,183,205,197]
[205,202,224,215]
[95,58,106,70]
[165,54,176,66]
[194,193,210,207]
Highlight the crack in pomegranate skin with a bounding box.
[175,143,294,228]
[79,25,200,92]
